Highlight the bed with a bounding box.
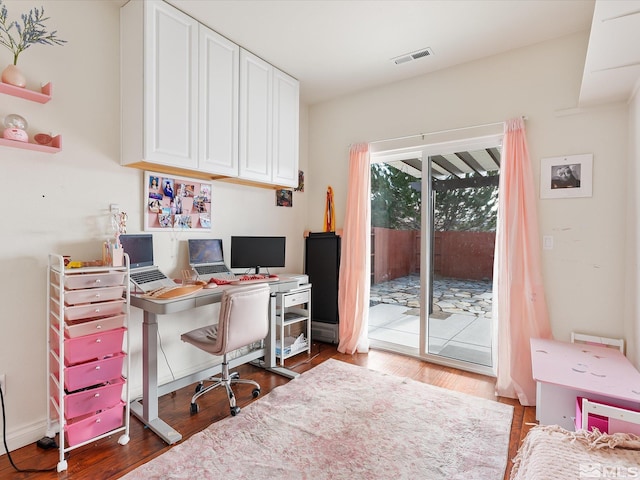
[511,400,640,480]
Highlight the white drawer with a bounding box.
[279,289,310,308]
[64,314,126,338]
[55,285,125,306]
[64,299,125,321]
[52,271,126,290]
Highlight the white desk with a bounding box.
[531,337,640,430]
[129,278,306,444]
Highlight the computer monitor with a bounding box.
[230,236,286,274]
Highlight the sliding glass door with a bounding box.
[368,137,501,375]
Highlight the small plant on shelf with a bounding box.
[0,0,66,66]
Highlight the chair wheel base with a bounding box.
[190,403,199,415]
[252,388,260,398]
[230,406,241,416]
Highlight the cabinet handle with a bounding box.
[96,418,101,424]
[94,308,100,313]
[94,393,100,398]
[95,366,101,370]
[96,325,102,330]
[96,338,102,343]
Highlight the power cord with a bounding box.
[0,385,57,472]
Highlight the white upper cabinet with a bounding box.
[122,0,298,187]
[199,25,239,176]
[239,49,273,183]
[121,0,198,169]
[272,69,300,187]
[240,49,300,188]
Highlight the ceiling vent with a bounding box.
[392,47,434,65]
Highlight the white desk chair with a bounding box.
[570,332,624,354]
[181,284,271,416]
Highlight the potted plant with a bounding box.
[0,0,66,87]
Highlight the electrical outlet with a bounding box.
[110,203,120,214]
[0,374,5,396]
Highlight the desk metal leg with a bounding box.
[129,310,182,444]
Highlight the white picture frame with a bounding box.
[144,171,212,231]
[540,153,593,199]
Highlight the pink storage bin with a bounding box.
[576,397,640,434]
[64,314,126,338]
[64,299,125,321]
[64,401,125,447]
[52,351,126,392]
[64,327,126,365]
[62,285,125,306]
[576,397,609,432]
[49,376,125,420]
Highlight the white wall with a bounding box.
[0,0,308,452]
[307,32,631,355]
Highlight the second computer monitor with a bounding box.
[230,236,285,274]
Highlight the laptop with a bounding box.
[188,238,235,282]
[119,234,175,293]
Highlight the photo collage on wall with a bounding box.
[144,171,212,231]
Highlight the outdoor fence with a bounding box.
[371,227,495,284]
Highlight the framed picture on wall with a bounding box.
[540,153,593,199]
[144,171,212,231]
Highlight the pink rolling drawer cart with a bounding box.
[46,254,131,473]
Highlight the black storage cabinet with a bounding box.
[305,232,340,344]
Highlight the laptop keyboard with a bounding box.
[131,270,167,284]
[195,265,229,275]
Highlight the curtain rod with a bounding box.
[367,116,527,146]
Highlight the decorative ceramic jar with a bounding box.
[1,64,26,88]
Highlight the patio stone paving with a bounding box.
[368,274,493,367]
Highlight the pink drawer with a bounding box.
[65,401,125,447]
[52,351,126,392]
[60,328,126,365]
[52,271,126,290]
[62,286,125,306]
[63,377,125,420]
[64,299,125,321]
[64,314,126,338]
[49,375,125,420]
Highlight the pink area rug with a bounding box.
[122,359,513,479]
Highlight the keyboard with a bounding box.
[230,274,279,285]
[144,284,203,299]
[195,265,231,275]
[131,269,168,284]
[209,274,279,286]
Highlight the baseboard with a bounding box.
[0,417,48,454]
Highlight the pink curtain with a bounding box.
[337,143,371,354]
[495,118,552,406]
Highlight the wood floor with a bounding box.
[0,343,536,479]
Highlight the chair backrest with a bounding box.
[216,284,271,355]
[570,332,624,353]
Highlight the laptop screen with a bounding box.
[188,239,224,264]
[119,234,154,269]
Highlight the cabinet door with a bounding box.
[199,25,239,176]
[272,69,299,187]
[239,49,272,183]
[144,1,198,169]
